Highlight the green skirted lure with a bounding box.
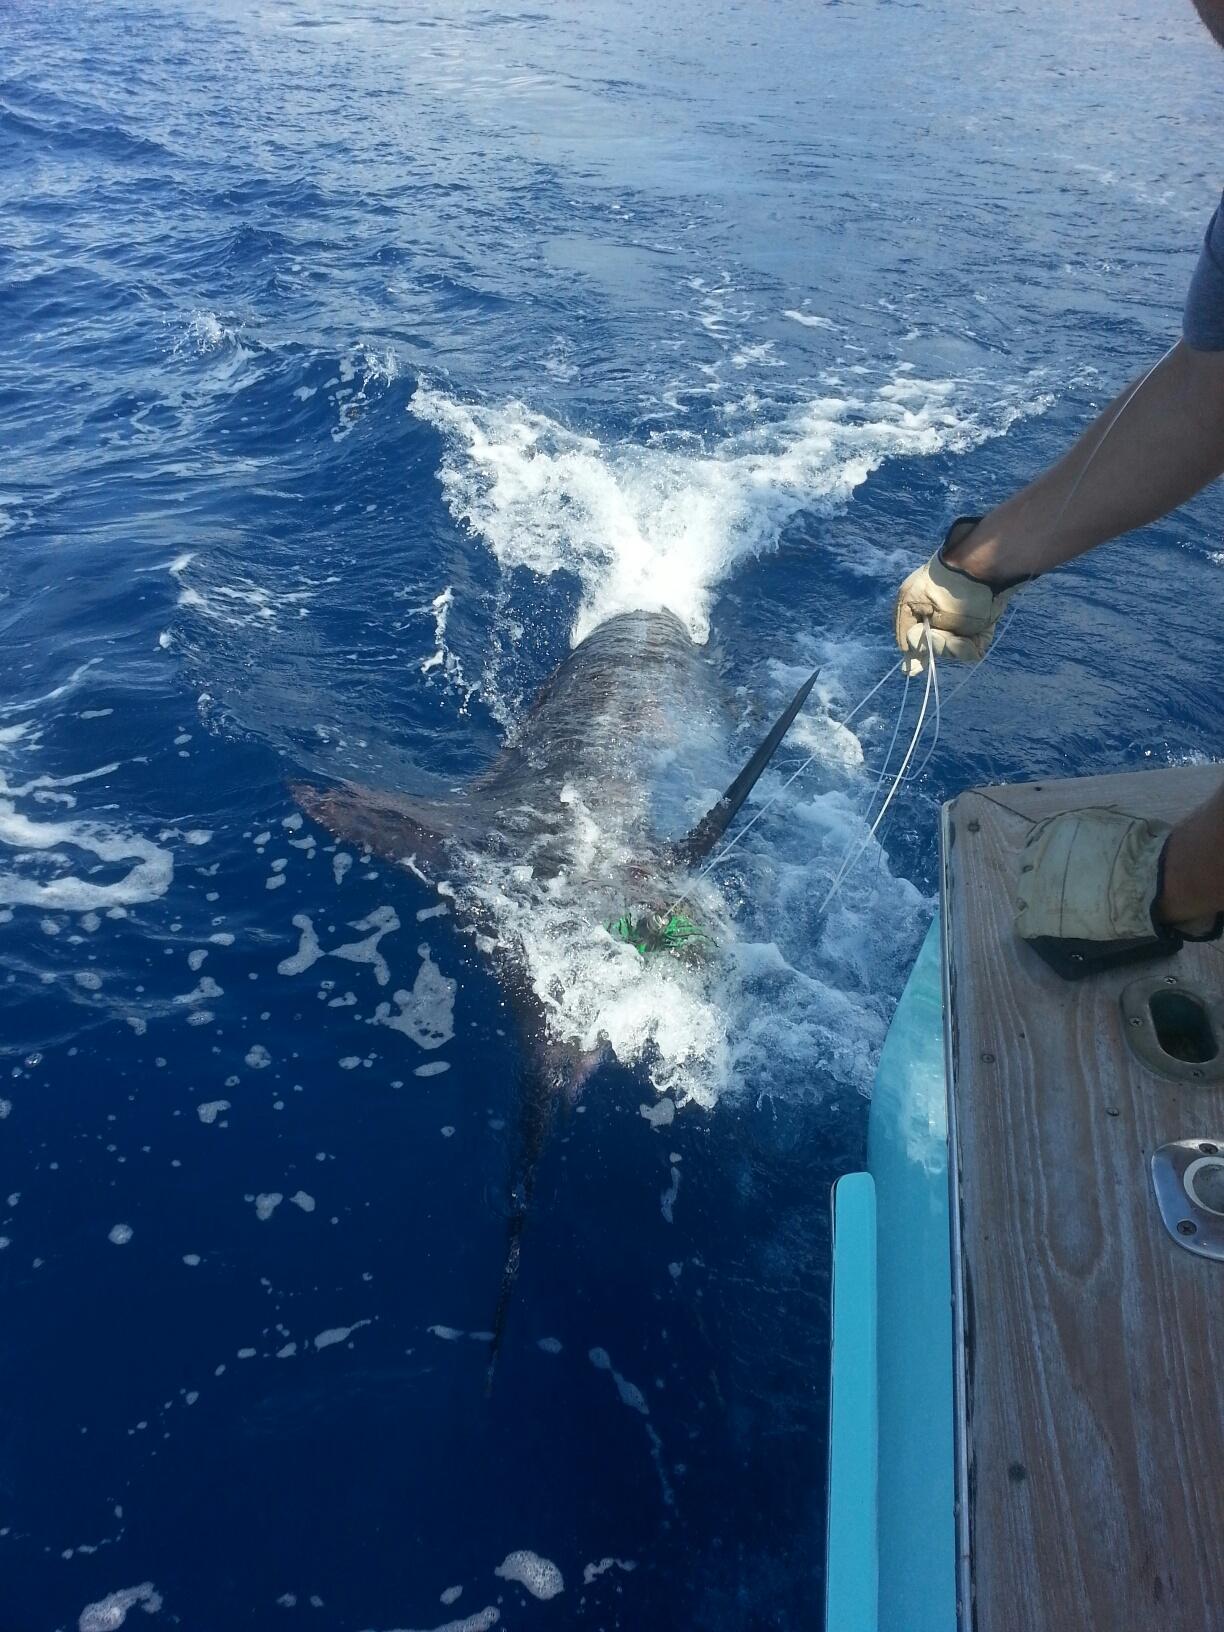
[606,908,710,962]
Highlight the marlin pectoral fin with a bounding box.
[292,780,471,867]
[671,663,822,866]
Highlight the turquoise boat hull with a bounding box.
[825,917,956,1631]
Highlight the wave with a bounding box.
[410,372,1047,645]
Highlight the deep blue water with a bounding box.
[3,2,1223,1628]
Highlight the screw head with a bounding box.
[1200,1143,1219,1156]
[980,1051,996,1064]
[1178,1220,1198,1236]
[1129,1017,1142,1028]
[967,819,981,833]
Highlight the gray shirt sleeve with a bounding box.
[1184,189,1224,351]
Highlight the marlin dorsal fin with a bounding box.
[671,663,821,867]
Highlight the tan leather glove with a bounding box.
[1016,809,1171,943]
[1015,808,1222,979]
[894,516,1026,678]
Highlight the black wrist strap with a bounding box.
[937,514,1035,595]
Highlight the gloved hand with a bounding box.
[894,516,1027,678]
[1014,807,1222,979]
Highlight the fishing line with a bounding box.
[909,621,941,785]
[836,343,1177,904]
[690,657,901,879]
[868,664,912,791]
[870,626,942,869]
[658,654,905,922]
[833,665,913,880]
[814,629,937,919]
[937,337,1180,709]
[650,339,1181,937]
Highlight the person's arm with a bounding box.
[1157,780,1224,926]
[955,340,1224,928]
[945,340,1224,582]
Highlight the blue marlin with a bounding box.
[294,607,818,1374]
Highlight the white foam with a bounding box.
[331,905,400,987]
[254,1193,282,1221]
[419,585,477,708]
[0,663,99,718]
[588,1348,647,1414]
[245,1044,272,1070]
[279,914,323,976]
[78,1582,162,1631]
[456,859,729,1104]
[588,1346,673,1503]
[182,310,236,352]
[290,1190,315,1212]
[640,1098,675,1128]
[493,1551,564,1602]
[197,1101,230,1125]
[331,344,399,444]
[374,945,456,1050]
[661,1159,681,1224]
[0,803,173,911]
[108,1224,133,1246]
[414,1061,450,1078]
[783,309,836,330]
[314,1319,370,1349]
[582,1557,636,1585]
[411,376,1041,644]
[169,553,313,633]
[361,1611,499,1632]
[175,977,222,1008]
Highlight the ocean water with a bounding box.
[3,1,1223,1626]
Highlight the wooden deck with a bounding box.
[941,764,1224,1632]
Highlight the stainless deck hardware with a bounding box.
[1120,975,1224,1082]
[1151,1140,1224,1261]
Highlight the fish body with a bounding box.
[295,607,817,1372]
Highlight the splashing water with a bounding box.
[410,379,1043,1102]
[411,375,1045,644]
